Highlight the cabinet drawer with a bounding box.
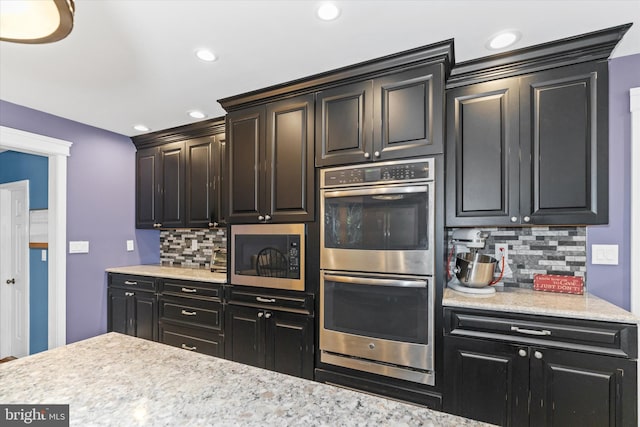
[108,273,156,291]
[159,296,222,330]
[444,308,637,358]
[160,279,222,300]
[226,286,314,315]
[159,322,223,358]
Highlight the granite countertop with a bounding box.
[0,333,492,427]
[106,265,227,284]
[443,287,639,324]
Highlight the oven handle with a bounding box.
[323,273,427,288]
[322,185,429,198]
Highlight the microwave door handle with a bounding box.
[323,274,427,288]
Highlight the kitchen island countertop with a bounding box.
[106,264,226,284]
[0,333,492,426]
[443,287,639,324]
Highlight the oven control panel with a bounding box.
[321,158,433,188]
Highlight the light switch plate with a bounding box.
[591,244,619,265]
[41,250,47,262]
[126,240,134,252]
[69,241,89,254]
[191,240,198,251]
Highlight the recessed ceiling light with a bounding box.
[317,2,340,21]
[195,48,217,62]
[133,124,150,132]
[487,30,521,50]
[188,110,206,119]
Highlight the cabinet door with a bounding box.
[132,291,157,341]
[519,61,608,225]
[158,141,186,228]
[185,136,216,228]
[265,311,314,380]
[443,336,529,427]
[530,347,637,427]
[315,80,373,167]
[445,78,520,227]
[135,147,158,229]
[224,305,265,368]
[213,133,227,225]
[227,107,265,223]
[265,94,315,223]
[374,64,444,160]
[107,287,130,335]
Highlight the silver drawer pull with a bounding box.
[256,297,276,303]
[181,344,197,351]
[124,281,137,285]
[181,310,197,316]
[181,287,197,293]
[511,326,551,336]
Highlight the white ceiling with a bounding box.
[1,0,639,137]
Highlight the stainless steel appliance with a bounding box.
[230,223,305,291]
[319,158,436,385]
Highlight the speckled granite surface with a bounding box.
[0,333,492,426]
[106,265,226,284]
[443,287,639,324]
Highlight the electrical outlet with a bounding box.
[495,243,509,261]
[191,239,198,251]
[126,240,134,252]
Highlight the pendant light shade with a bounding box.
[0,0,75,44]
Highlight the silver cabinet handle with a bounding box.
[124,281,137,285]
[264,312,272,319]
[518,349,527,357]
[523,216,531,223]
[258,215,265,221]
[364,152,370,159]
[534,351,543,359]
[181,287,197,293]
[256,297,276,303]
[510,216,518,223]
[264,214,271,221]
[125,292,135,297]
[208,222,218,227]
[181,310,197,316]
[511,326,551,336]
[374,151,380,158]
[181,344,197,351]
[257,312,264,318]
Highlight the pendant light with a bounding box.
[0,0,75,44]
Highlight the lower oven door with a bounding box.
[320,271,434,385]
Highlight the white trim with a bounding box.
[0,125,71,350]
[630,87,640,317]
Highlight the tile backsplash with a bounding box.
[160,228,227,268]
[447,226,586,289]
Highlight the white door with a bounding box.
[0,180,30,358]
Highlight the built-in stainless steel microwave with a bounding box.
[230,223,305,291]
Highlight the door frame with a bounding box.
[0,125,72,350]
[0,180,30,357]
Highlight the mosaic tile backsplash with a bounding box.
[160,228,227,268]
[447,226,586,289]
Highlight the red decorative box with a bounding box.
[533,274,584,295]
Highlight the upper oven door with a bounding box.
[321,182,434,275]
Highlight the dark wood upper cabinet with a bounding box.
[444,24,632,226]
[135,141,185,229]
[133,118,226,229]
[316,64,445,166]
[226,94,314,224]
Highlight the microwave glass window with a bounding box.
[324,191,428,250]
[323,279,429,344]
[234,234,300,279]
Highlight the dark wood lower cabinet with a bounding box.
[107,287,157,341]
[225,303,314,380]
[443,308,638,427]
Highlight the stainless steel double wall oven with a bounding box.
[319,157,436,385]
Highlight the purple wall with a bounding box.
[587,54,640,310]
[0,100,160,344]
